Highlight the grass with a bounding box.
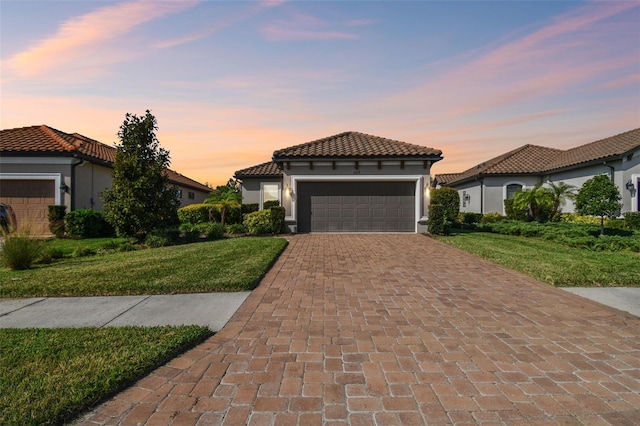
[433,230,640,287]
[41,237,132,257]
[1,237,288,298]
[0,326,212,426]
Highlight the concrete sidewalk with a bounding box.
[560,287,640,317]
[0,292,250,331]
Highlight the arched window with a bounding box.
[506,183,523,199]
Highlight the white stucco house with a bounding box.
[234,131,443,233]
[0,125,212,235]
[434,128,640,215]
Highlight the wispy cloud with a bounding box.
[154,0,287,49]
[262,10,374,41]
[5,0,198,78]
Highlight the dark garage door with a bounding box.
[297,181,415,233]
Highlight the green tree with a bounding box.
[575,175,622,235]
[547,181,577,218]
[430,187,460,223]
[512,184,554,222]
[215,191,241,226]
[102,111,179,239]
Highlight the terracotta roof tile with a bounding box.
[443,127,640,186]
[433,173,463,186]
[1,125,210,192]
[546,127,640,171]
[273,131,442,160]
[234,161,283,178]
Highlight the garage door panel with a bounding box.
[0,179,55,235]
[300,181,416,233]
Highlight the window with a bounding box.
[261,183,280,209]
[506,183,523,199]
[188,192,195,200]
[176,189,183,199]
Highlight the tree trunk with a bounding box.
[600,216,605,236]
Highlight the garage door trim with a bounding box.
[287,175,425,233]
[0,173,64,205]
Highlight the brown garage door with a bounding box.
[297,181,415,233]
[0,180,56,235]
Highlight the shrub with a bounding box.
[226,223,248,235]
[428,204,446,235]
[0,230,43,270]
[178,222,202,243]
[624,212,640,230]
[65,209,111,238]
[458,212,483,225]
[38,247,65,264]
[270,206,286,234]
[48,205,67,237]
[480,212,506,224]
[430,187,460,223]
[177,204,211,224]
[195,222,225,240]
[244,210,273,235]
[263,200,280,209]
[242,204,259,215]
[145,233,171,248]
[504,199,528,221]
[203,203,243,225]
[72,247,96,258]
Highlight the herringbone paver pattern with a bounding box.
[77,234,640,425]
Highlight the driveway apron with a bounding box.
[77,234,640,425]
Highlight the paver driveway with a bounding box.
[78,234,640,425]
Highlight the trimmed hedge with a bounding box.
[263,200,280,209]
[270,207,286,234]
[48,205,67,237]
[65,209,112,238]
[625,212,640,230]
[430,187,459,222]
[177,204,211,224]
[244,210,273,235]
[428,204,445,235]
[241,204,259,215]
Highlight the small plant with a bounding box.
[624,212,640,230]
[72,247,96,258]
[38,247,65,264]
[244,210,273,235]
[241,204,259,215]
[458,212,483,225]
[226,223,247,235]
[195,222,225,240]
[48,205,67,238]
[145,233,171,248]
[480,212,506,224]
[0,229,43,270]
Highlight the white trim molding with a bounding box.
[260,181,281,210]
[0,173,64,205]
[631,174,639,212]
[288,174,425,233]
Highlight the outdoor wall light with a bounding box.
[59,182,68,193]
[626,179,635,191]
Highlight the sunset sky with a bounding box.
[2,0,639,187]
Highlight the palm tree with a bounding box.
[512,184,554,222]
[215,191,241,226]
[547,181,577,218]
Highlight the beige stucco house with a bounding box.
[0,125,211,235]
[235,131,443,233]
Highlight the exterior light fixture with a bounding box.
[59,182,68,193]
[626,179,635,191]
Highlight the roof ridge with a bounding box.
[40,125,76,152]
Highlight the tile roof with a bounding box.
[234,161,283,178]
[443,127,640,186]
[546,127,640,171]
[1,125,210,192]
[433,173,463,186]
[272,131,443,160]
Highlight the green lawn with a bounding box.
[0,326,212,426]
[1,237,288,297]
[434,230,640,287]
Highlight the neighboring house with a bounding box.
[235,131,443,233]
[434,128,640,215]
[0,125,211,235]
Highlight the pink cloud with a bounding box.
[262,10,366,41]
[5,0,198,78]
